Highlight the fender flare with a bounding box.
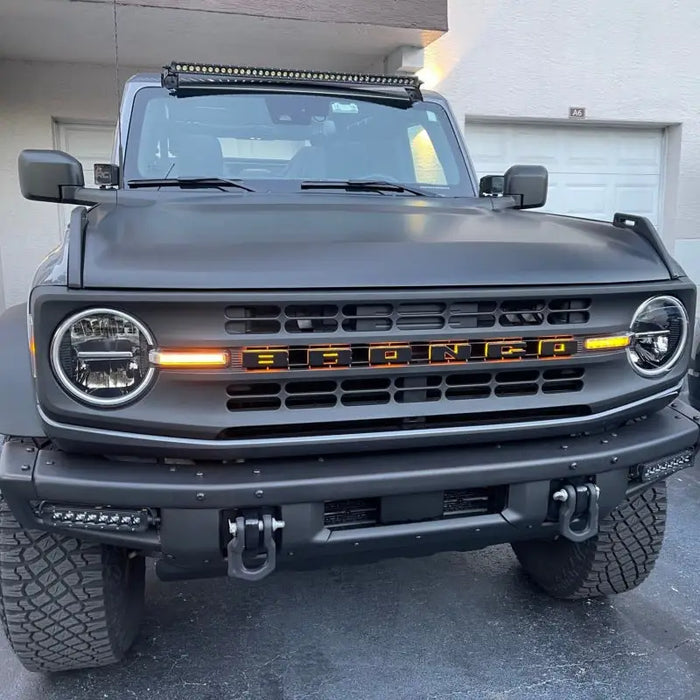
[0,304,45,437]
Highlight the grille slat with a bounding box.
[226,368,585,412]
[224,297,592,335]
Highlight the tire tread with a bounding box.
[512,482,667,600]
[0,494,144,672]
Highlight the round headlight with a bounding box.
[50,309,155,406]
[628,296,688,377]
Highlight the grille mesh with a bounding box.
[226,367,584,412]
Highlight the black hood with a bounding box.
[81,193,670,289]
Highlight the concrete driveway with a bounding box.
[2,464,700,700]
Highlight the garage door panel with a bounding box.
[466,121,663,229]
[466,126,509,166]
[614,179,659,219]
[557,182,608,218]
[616,132,663,172]
[511,129,561,167]
[564,131,613,171]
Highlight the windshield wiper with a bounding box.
[300,180,435,197]
[127,177,255,192]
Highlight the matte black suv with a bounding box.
[1,63,697,672]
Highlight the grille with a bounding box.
[217,406,589,440]
[323,487,506,530]
[226,367,585,412]
[224,298,591,335]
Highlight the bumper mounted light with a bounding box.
[631,448,695,483]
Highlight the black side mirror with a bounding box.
[18,149,84,203]
[503,164,548,209]
[479,175,504,197]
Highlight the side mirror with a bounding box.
[503,164,548,209]
[18,149,84,203]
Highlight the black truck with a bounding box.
[1,63,697,672]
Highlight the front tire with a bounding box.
[0,495,145,672]
[512,481,667,599]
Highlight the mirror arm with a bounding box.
[61,186,117,206]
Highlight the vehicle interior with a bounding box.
[128,90,466,192]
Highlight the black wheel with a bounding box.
[0,494,145,672]
[512,481,667,600]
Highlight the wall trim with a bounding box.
[465,114,681,130]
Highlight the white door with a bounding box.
[465,122,664,228]
[54,121,116,235]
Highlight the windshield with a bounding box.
[123,87,474,196]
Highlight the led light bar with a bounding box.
[162,61,422,99]
[584,335,630,351]
[633,448,695,483]
[149,349,230,368]
[38,504,151,533]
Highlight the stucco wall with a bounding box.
[0,60,143,309]
[424,0,700,281]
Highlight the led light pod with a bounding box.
[627,296,688,377]
[50,308,155,406]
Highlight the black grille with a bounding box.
[226,367,584,412]
[224,298,591,335]
[217,406,590,440]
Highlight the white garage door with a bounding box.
[465,122,664,228]
[54,120,115,234]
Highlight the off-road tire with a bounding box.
[0,494,145,672]
[512,481,667,600]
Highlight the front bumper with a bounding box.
[2,402,698,579]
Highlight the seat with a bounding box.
[174,135,224,177]
[284,146,327,179]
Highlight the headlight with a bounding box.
[50,309,155,406]
[628,296,688,377]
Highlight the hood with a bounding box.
[81,193,670,289]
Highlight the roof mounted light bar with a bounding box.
[161,61,423,101]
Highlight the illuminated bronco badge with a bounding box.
[242,336,580,371]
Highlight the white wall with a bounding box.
[0,59,144,309]
[424,0,700,280]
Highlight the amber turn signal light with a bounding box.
[583,335,630,351]
[149,350,230,368]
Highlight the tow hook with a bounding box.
[226,512,285,581]
[552,483,600,542]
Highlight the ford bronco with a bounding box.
[0,63,697,671]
